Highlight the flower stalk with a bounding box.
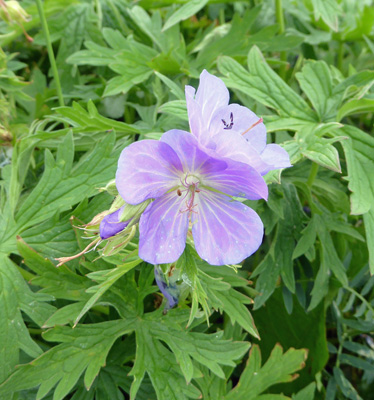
[35,0,64,107]
[275,0,287,80]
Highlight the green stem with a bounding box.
[35,0,64,107]
[107,0,130,35]
[344,286,374,316]
[95,0,102,30]
[275,0,287,80]
[307,162,319,187]
[337,41,344,71]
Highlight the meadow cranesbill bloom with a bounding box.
[116,130,267,265]
[185,70,292,175]
[99,207,129,239]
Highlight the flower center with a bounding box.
[178,174,201,214]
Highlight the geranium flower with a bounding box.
[185,70,292,175]
[116,130,266,265]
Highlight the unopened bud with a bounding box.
[99,179,118,196]
[109,195,125,212]
[0,1,31,24]
[100,207,129,240]
[119,199,152,222]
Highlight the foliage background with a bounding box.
[1,0,374,399]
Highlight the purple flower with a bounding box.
[116,129,266,265]
[99,207,129,239]
[185,70,292,175]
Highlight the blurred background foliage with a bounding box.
[1,0,374,399]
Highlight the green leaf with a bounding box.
[316,219,348,287]
[337,98,374,121]
[0,320,136,400]
[17,239,91,301]
[67,29,157,97]
[225,344,308,400]
[158,100,188,121]
[129,322,201,400]
[292,383,316,400]
[301,139,342,172]
[154,71,185,99]
[162,0,209,32]
[252,288,328,392]
[311,0,342,31]
[0,132,119,254]
[53,101,140,135]
[194,9,261,68]
[295,60,335,120]
[0,255,55,382]
[199,266,259,338]
[333,367,363,400]
[74,258,143,326]
[339,125,374,215]
[147,319,250,382]
[292,216,317,259]
[217,47,316,121]
[363,208,374,274]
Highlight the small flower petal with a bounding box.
[204,129,269,174]
[99,207,129,239]
[192,192,263,265]
[259,143,292,174]
[116,140,183,205]
[185,70,229,146]
[185,85,204,141]
[209,104,267,153]
[139,192,189,264]
[195,70,230,126]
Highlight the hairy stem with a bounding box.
[35,0,64,107]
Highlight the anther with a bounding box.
[222,112,234,130]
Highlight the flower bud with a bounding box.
[99,179,118,196]
[154,265,179,309]
[0,1,31,24]
[119,198,152,222]
[99,207,129,240]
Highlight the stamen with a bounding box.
[179,183,199,214]
[241,117,263,136]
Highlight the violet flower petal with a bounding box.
[194,70,230,126]
[138,192,189,264]
[204,129,269,174]
[209,104,267,153]
[258,143,293,174]
[99,207,129,239]
[192,191,263,265]
[185,85,205,142]
[161,129,227,174]
[203,158,268,201]
[116,140,183,205]
[161,129,268,200]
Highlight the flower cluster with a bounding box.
[100,71,291,267]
